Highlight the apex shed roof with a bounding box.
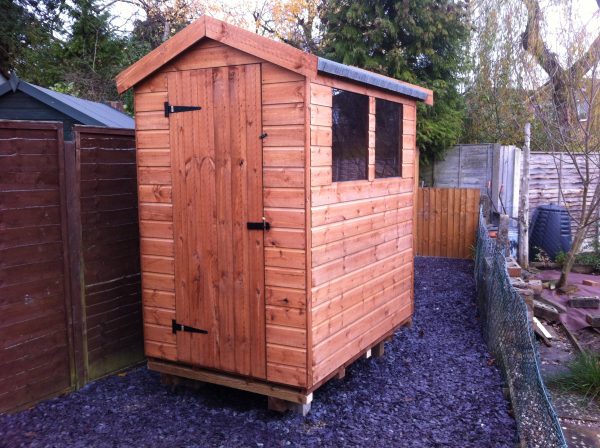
[116,16,433,105]
[0,73,135,129]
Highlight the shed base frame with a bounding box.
[147,318,413,415]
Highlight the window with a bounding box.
[375,98,403,178]
[332,89,369,182]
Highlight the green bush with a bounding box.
[549,353,600,403]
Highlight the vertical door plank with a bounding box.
[229,65,251,375]
[245,64,266,378]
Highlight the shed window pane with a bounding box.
[332,89,369,182]
[375,99,403,178]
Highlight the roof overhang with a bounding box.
[116,16,433,105]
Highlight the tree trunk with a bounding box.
[558,227,586,288]
[518,123,531,268]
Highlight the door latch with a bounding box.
[247,220,271,231]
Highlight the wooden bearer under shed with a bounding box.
[116,16,433,413]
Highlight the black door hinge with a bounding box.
[259,132,268,139]
[172,319,208,334]
[164,102,202,117]
[247,221,271,231]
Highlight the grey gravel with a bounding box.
[0,257,517,447]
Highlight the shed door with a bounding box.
[167,65,266,379]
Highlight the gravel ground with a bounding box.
[1,257,517,447]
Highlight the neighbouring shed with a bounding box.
[116,16,432,412]
[0,73,134,139]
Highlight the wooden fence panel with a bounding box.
[0,121,143,414]
[0,121,73,413]
[75,126,143,381]
[416,188,480,259]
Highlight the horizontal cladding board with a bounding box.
[310,146,331,167]
[312,221,412,267]
[164,42,262,71]
[265,228,305,250]
[135,112,168,131]
[143,289,175,310]
[135,91,168,112]
[264,188,304,209]
[139,220,173,239]
[263,148,304,168]
[141,236,174,257]
[263,168,304,188]
[262,126,304,147]
[136,74,167,93]
[266,286,306,309]
[313,264,411,325]
[312,301,411,384]
[265,266,306,289]
[264,247,306,269]
[142,255,174,275]
[145,340,176,361]
[311,235,412,287]
[310,83,332,107]
[312,208,413,247]
[267,362,306,387]
[310,105,332,127]
[312,192,413,227]
[138,150,170,167]
[313,282,411,345]
[262,103,304,126]
[139,203,173,221]
[264,208,305,229]
[312,178,413,207]
[312,249,412,305]
[144,323,175,344]
[138,185,172,203]
[267,344,306,368]
[143,272,175,292]
[266,324,306,349]
[266,305,306,329]
[143,306,174,326]
[261,63,304,84]
[137,167,172,185]
[136,130,169,149]
[262,81,305,105]
[313,294,411,364]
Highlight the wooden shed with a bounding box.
[116,16,433,413]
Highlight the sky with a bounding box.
[108,0,599,64]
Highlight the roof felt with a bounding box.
[0,73,134,129]
[317,58,428,101]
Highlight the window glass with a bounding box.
[375,98,403,178]
[332,89,369,182]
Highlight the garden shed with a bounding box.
[116,15,432,412]
[0,73,134,139]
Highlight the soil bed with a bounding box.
[0,257,517,447]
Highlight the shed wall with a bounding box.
[308,82,415,385]
[133,40,309,387]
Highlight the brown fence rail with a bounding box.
[416,187,480,259]
[0,121,142,413]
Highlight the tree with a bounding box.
[520,0,600,287]
[0,0,66,84]
[319,0,471,163]
[60,0,128,101]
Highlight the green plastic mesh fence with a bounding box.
[474,210,567,448]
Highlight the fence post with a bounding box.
[64,136,87,388]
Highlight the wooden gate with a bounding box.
[416,188,480,259]
[168,65,266,378]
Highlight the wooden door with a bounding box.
[168,65,266,379]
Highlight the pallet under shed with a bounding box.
[116,16,432,412]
